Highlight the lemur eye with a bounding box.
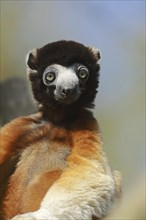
[44,71,56,84]
[77,66,89,81]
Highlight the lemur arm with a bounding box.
[12,118,116,220]
[0,113,41,164]
[0,119,28,165]
[0,113,41,189]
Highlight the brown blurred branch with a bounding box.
[0,77,36,125]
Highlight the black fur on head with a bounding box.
[26,40,101,112]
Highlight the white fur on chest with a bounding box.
[17,142,70,184]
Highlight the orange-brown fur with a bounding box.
[0,110,106,219]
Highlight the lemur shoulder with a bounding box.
[0,40,121,220]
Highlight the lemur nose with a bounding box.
[61,88,76,97]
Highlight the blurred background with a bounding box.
[0,1,145,219]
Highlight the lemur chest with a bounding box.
[3,123,73,217]
[15,122,72,183]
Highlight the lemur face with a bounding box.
[42,63,89,104]
[26,40,100,109]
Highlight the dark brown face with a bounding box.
[26,40,101,109]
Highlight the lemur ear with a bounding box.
[26,49,38,73]
[89,47,101,62]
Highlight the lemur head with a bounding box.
[26,40,100,110]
